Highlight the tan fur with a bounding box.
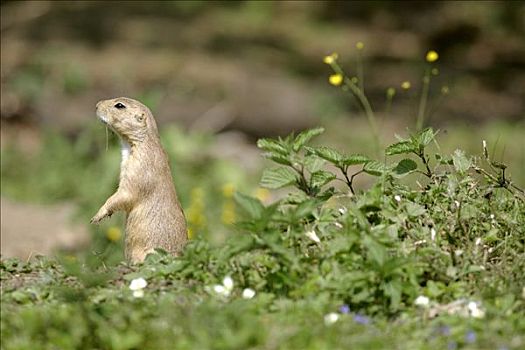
[90,97,187,263]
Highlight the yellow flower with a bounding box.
[323,52,338,65]
[221,200,236,225]
[356,41,364,50]
[254,188,271,203]
[106,226,122,242]
[426,50,439,63]
[187,227,194,240]
[222,183,235,198]
[187,187,206,234]
[329,74,343,86]
[401,81,411,90]
[386,87,396,97]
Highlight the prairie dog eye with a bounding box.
[114,102,126,109]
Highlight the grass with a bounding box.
[1,126,524,349]
[1,46,524,349]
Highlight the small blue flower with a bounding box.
[447,341,457,350]
[353,313,371,325]
[438,325,451,336]
[465,330,476,343]
[339,304,350,314]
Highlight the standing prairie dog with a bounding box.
[90,97,187,263]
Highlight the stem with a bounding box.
[340,166,355,195]
[416,68,431,131]
[331,63,380,157]
[418,151,432,177]
[357,51,364,93]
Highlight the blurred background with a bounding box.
[1,1,524,262]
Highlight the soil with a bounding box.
[0,197,89,260]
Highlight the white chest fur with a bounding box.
[121,139,131,166]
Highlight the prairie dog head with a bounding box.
[96,97,159,143]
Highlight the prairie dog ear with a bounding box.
[135,113,145,123]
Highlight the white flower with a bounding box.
[455,249,463,256]
[211,276,235,297]
[430,228,436,241]
[475,237,482,246]
[468,301,485,318]
[305,230,321,243]
[334,222,343,229]
[222,276,234,291]
[482,140,487,149]
[394,195,402,202]
[415,295,430,307]
[132,290,144,298]
[213,284,228,295]
[324,312,339,325]
[338,207,347,215]
[129,277,147,291]
[242,288,256,299]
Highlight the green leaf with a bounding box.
[310,170,337,189]
[257,138,289,155]
[418,127,436,147]
[364,160,389,176]
[342,154,370,166]
[452,149,471,173]
[405,202,426,217]
[234,192,265,219]
[363,236,387,267]
[386,141,417,155]
[304,155,325,173]
[292,127,325,151]
[393,158,417,175]
[383,279,402,310]
[265,153,292,166]
[260,167,298,189]
[308,146,343,164]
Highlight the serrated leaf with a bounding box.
[342,154,370,166]
[364,160,389,176]
[304,155,325,173]
[292,127,325,151]
[257,138,289,155]
[405,202,426,217]
[418,127,436,146]
[265,153,292,166]
[383,279,402,310]
[260,167,298,189]
[309,146,343,164]
[393,158,418,175]
[363,236,386,267]
[233,192,265,219]
[452,149,471,173]
[310,170,336,188]
[386,140,417,155]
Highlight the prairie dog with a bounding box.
[90,97,187,263]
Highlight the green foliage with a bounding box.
[2,127,524,349]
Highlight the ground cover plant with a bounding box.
[1,125,524,349]
[1,48,524,349]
